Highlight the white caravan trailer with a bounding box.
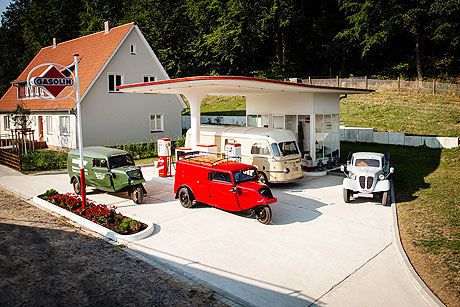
[185,125,303,183]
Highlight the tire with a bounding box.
[131,185,144,204]
[72,177,81,195]
[255,206,272,224]
[258,172,268,185]
[178,187,193,208]
[343,188,351,203]
[381,191,389,206]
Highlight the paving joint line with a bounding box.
[309,242,393,307]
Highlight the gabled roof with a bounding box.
[0,23,135,111]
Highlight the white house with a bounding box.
[0,22,186,150]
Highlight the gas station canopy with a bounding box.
[117,76,372,147]
[117,76,372,96]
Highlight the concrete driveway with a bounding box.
[0,165,428,307]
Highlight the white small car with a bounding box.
[341,152,394,206]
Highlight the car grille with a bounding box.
[359,176,374,189]
[258,187,273,198]
[127,169,143,180]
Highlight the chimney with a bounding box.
[53,38,61,48]
[104,21,116,34]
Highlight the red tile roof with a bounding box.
[0,23,134,111]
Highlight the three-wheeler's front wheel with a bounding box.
[255,206,272,224]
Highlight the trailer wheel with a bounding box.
[258,172,268,184]
[178,187,193,208]
[381,191,389,206]
[343,188,351,203]
[255,206,272,224]
[72,177,81,195]
[131,185,144,204]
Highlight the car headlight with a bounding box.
[284,168,290,174]
[379,174,385,180]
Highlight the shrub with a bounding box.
[44,189,59,198]
[21,150,67,172]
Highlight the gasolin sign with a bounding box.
[30,65,74,98]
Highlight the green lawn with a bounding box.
[191,91,460,137]
[341,142,460,306]
[340,92,460,137]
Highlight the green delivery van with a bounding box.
[67,146,147,204]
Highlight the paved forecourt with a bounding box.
[0,164,428,306]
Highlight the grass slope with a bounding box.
[340,92,460,137]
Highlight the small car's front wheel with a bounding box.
[255,206,272,224]
[130,185,144,204]
[381,191,390,206]
[343,188,351,203]
[72,177,81,195]
[178,187,193,208]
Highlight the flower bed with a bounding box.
[38,189,146,235]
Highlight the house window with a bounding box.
[59,116,70,135]
[108,73,123,92]
[3,115,10,130]
[143,75,156,83]
[130,43,136,55]
[46,116,53,134]
[150,114,164,132]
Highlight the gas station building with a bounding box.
[118,76,372,164]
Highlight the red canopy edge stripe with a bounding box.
[117,76,374,93]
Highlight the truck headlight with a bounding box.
[379,174,385,180]
[284,168,290,174]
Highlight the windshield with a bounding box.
[355,158,380,167]
[233,168,258,184]
[278,141,300,156]
[109,154,135,169]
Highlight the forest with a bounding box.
[0,0,459,96]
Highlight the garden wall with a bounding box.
[340,126,459,149]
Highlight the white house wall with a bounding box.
[80,29,184,146]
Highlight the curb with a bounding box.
[33,194,155,243]
[390,181,445,307]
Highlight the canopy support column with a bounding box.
[184,92,206,148]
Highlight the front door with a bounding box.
[38,116,44,142]
[208,171,240,211]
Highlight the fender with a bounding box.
[373,179,391,192]
[175,185,194,200]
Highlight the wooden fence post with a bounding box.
[336,76,339,87]
[397,77,400,92]
[365,76,368,89]
[433,79,436,94]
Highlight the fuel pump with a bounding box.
[225,143,241,162]
[157,138,171,177]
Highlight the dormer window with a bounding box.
[130,43,136,55]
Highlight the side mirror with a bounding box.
[389,167,394,174]
[340,165,345,172]
[137,166,142,170]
